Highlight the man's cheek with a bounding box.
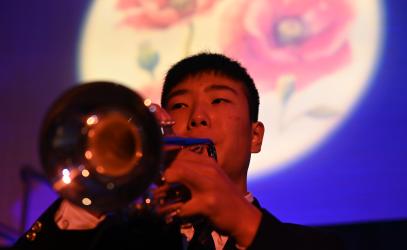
[172,126,184,136]
[168,115,186,132]
[227,114,247,130]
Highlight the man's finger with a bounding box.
[177,199,203,218]
[147,103,175,129]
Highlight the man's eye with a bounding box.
[212,98,230,104]
[170,103,187,110]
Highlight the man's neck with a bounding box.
[232,176,248,195]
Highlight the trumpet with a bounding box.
[40,81,216,214]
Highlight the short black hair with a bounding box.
[161,52,260,122]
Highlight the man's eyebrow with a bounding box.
[167,84,239,101]
[205,84,238,95]
[166,89,190,101]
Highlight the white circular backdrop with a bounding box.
[79,0,383,178]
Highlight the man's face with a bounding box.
[164,72,263,184]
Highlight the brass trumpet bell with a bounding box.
[40,82,162,213]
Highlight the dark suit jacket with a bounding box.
[14,199,343,250]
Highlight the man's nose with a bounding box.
[188,106,209,129]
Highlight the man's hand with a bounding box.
[148,102,262,247]
[154,149,262,247]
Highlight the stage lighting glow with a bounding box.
[78,0,383,177]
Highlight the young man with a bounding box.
[154,53,265,249]
[15,53,342,249]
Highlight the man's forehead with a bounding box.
[167,74,244,97]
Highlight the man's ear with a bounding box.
[251,121,264,153]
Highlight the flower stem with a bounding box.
[184,21,195,56]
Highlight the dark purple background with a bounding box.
[1,0,407,245]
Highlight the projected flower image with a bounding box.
[221,0,354,91]
[116,0,216,29]
[116,0,218,79]
[220,0,354,131]
[80,0,382,175]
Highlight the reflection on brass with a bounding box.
[40,82,162,213]
[87,112,142,177]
